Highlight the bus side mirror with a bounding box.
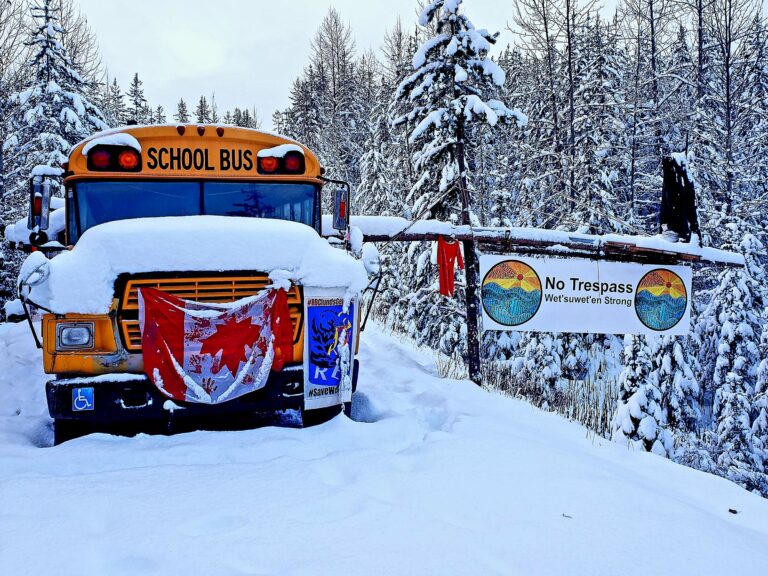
[27,177,52,233]
[333,186,350,231]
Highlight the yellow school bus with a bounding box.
[20,125,360,443]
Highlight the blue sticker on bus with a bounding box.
[72,387,94,412]
[307,299,355,388]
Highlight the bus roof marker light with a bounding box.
[284,152,304,173]
[258,157,279,174]
[118,149,140,171]
[177,125,186,135]
[197,126,206,136]
[90,149,112,170]
[216,127,225,137]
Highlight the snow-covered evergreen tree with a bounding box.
[105,77,127,126]
[752,308,768,480]
[154,105,166,124]
[612,335,672,456]
[394,0,524,221]
[515,333,563,408]
[1,0,107,304]
[174,98,189,123]
[650,335,701,457]
[388,0,525,355]
[0,0,27,211]
[126,72,146,124]
[705,231,766,492]
[356,97,398,216]
[195,96,211,124]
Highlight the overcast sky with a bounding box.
[78,0,618,129]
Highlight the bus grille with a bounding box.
[118,275,303,352]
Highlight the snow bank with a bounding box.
[0,322,49,448]
[82,132,141,156]
[0,321,766,574]
[22,216,368,314]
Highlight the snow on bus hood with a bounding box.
[21,216,369,315]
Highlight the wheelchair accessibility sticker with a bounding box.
[72,387,94,412]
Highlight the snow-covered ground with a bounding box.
[0,320,766,575]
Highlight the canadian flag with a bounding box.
[138,287,293,404]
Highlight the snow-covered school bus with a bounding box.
[16,125,368,443]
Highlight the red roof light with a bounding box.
[118,149,140,170]
[284,153,303,173]
[259,157,279,173]
[90,150,112,169]
[88,146,142,172]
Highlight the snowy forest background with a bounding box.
[1,0,767,495]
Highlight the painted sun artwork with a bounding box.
[635,269,688,331]
[482,260,543,327]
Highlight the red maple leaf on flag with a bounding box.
[199,314,263,376]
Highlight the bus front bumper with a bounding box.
[46,368,306,426]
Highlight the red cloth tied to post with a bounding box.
[438,235,464,297]
[138,287,294,405]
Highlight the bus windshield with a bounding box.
[74,181,318,240]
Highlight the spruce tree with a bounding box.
[240,109,253,128]
[107,77,126,126]
[356,98,398,216]
[650,335,701,457]
[126,72,146,123]
[706,231,766,492]
[612,335,672,456]
[195,95,211,123]
[390,0,525,359]
[154,105,166,124]
[140,102,153,124]
[752,309,768,481]
[174,98,190,123]
[271,110,286,133]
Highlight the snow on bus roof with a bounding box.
[73,125,305,156]
[257,144,304,158]
[21,216,368,315]
[82,132,142,156]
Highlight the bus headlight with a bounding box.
[56,322,95,351]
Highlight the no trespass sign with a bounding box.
[479,255,693,336]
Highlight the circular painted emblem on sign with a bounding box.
[635,269,688,331]
[482,260,542,327]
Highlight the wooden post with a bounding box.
[456,123,483,386]
[462,238,482,385]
